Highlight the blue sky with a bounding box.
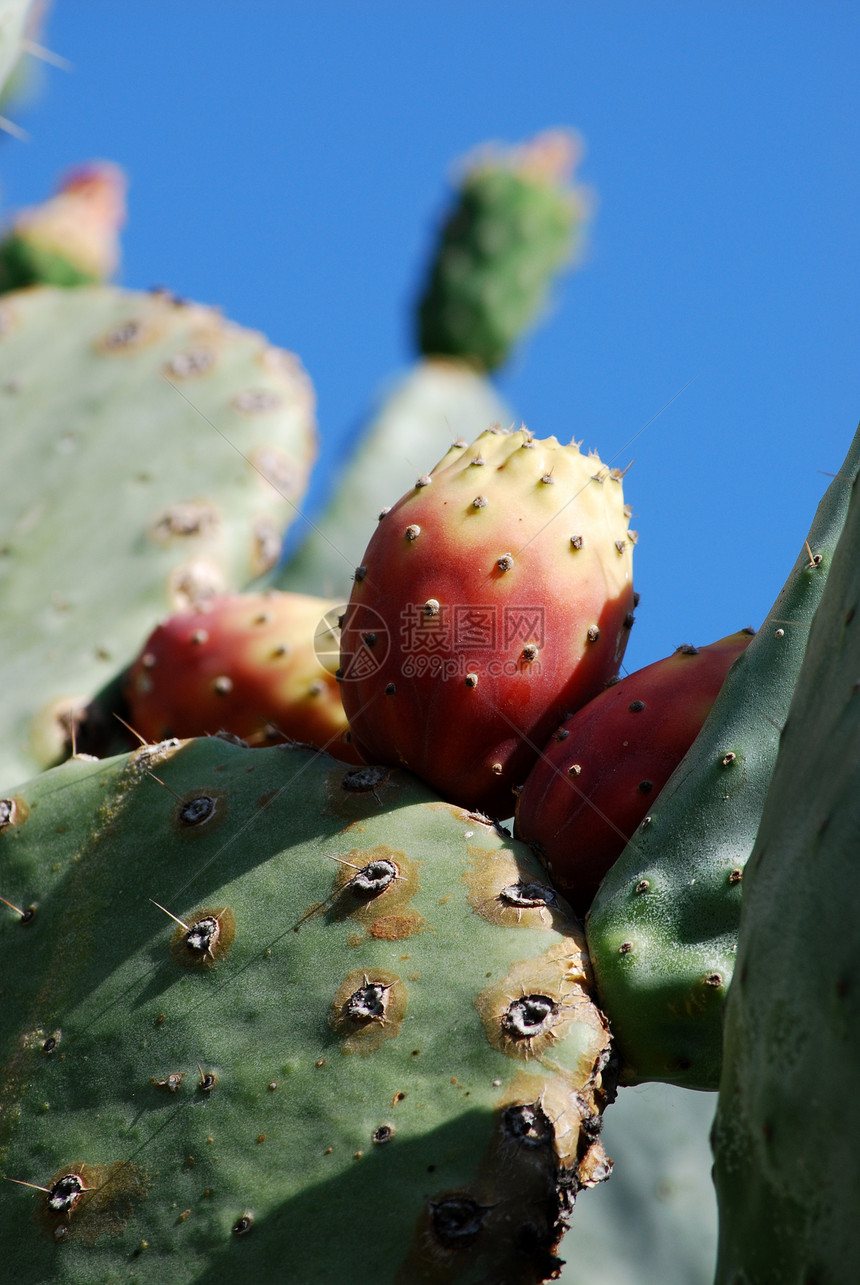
[3,1,858,674]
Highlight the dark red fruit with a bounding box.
[515,629,755,913]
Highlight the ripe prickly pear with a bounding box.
[339,425,635,816]
[515,629,754,915]
[124,591,359,762]
[0,162,127,293]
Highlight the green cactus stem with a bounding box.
[585,419,860,1090]
[417,130,587,372]
[712,424,860,1283]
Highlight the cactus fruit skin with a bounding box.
[124,591,360,763]
[585,422,860,1091]
[339,425,635,817]
[0,738,613,1283]
[0,162,127,294]
[0,284,316,789]
[417,131,586,371]
[515,629,754,916]
[712,441,860,1284]
[275,360,511,601]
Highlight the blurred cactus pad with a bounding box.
[0,284,317,788]
[0,737,614,1282]
[417,130,587,371]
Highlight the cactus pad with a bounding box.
[0,738,613,1282]
[0,284,316,788]
[712,431,860,1282]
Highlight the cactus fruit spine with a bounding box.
[124,591,359,763]
[585,421,860,1090]
[340,425,635,816]
[0,738,613,1282]
[515,629,755,916]
[0,284,316,788]
[712,427,860,1283]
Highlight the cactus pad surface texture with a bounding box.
[712,427,860,1284]
[0,284,316,789]
[0,737,614,1283]
[585,421,860,1091]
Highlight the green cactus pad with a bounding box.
[0,0,34,101]
[586,421,860,1090]
[416,131,586,371]
[274,359,510,601]
[0,285,316,788]
[0,738,613,1282]
[712,430,860,1283]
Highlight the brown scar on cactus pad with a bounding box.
[163,904,236,968]
[329,968,407,1053]
[398,1065,613,1283]
[169,788,226,837]
[0,796,29,832]
[476,940,605,1077]
[463,845,575,932]
[25,1161,148,1243]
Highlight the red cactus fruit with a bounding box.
[339,425,636,814]
[515,628,755,914]
[125,591,360,762]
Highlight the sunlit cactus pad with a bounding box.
[0,737,613,1283]
[0,285,317,788]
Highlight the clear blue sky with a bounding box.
[3,1,858,675]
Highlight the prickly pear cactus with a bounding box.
[0,284,316,788]
[0,0,34,99]
[0,738,613,1282]
[586,421,860,1090]
[712,430,860,1283]
[417,131,586,371]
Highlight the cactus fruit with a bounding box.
[515,629,755,916]
[0,161,127,294]
[711,429,860,1283]
[0,737,614,1282]
[276,362,511,601]
[0,284,316,788]
[124,591,359,763]
[585,421,860,1091]
[417,131,587,371]
[339,425,635,817]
